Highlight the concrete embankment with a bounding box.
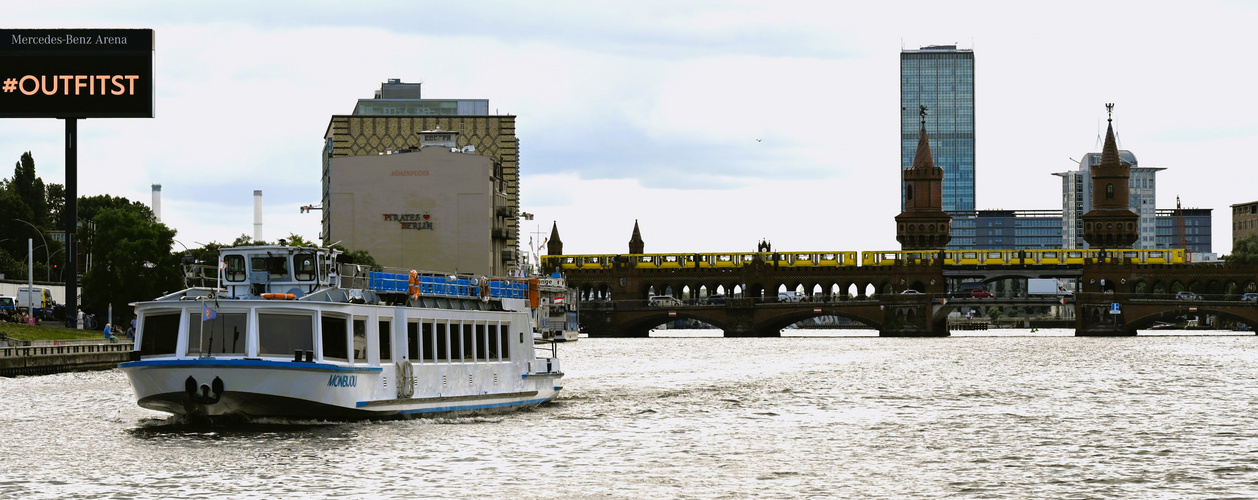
[0,340,134,377]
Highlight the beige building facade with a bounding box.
[326,148,511,276]
[1232,200,1258,249]
[321,80,520,274]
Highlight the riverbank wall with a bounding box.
[0,340,133,377]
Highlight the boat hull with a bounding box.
[120,358,562,419]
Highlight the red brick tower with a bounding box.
[1082,103,1139,248]
[896,105,952,250]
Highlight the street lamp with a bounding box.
[13,218,50,281]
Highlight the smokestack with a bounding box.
[253,190,263,242]
[151,184,162,222]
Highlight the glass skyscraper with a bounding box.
[900,45,975,217]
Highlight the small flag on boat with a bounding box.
[202,302,218,321]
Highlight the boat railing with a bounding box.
[359,266,534,301]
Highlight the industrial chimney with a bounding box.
[151,184,162,222]
[253,190,263,242]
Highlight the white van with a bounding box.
[648,295,683,307]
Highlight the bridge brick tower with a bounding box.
[886,105,950,337]
[896,105,952,251]
[1082,103,1139,249]
[1078,104,1144,336]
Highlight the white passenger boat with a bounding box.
[119,245,563,420]
[534,275,579,342]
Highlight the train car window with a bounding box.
[1044,252,1058,259]
[1149,251,1164,258]
[986,252,1002,259]
[718,255,732,262]
[663,255,679,263]
[1067,251,1082,258]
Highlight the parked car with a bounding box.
[970,289,993,299]
[704,294,727,305]
[1241,292,1258,302]
[900,289,922,294]
[1176,291,1201,301]
[648,295,683,307]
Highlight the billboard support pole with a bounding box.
[64,117,78,328]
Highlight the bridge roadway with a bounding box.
[559,260,1258,337]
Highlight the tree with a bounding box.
[1225,235,1258,265]
[80,204,181,321]
[44,183,64,229]
[8,152,46,227]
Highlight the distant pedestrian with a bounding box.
[77,309,84,330]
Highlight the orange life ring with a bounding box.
[408,270,420,300]
[479,277,490,303]
[261,293,296,300]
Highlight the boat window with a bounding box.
[487,324,499,360]
[294,253,316,281]
[436,323,448,362]
[352,318,368,364]
[451,323,466,361]
[378,320,391,363]
[492,324,508,360]
[253,256,290,279]
[138,312,180,357]
[476,323,489,361]
[321,314,348,362]
[188,312,247,356]
[223,255,247,282]
[258,313,314,356]
[407,322,420,361]
[422,322,435,362]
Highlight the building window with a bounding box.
[1106,183,1114,199]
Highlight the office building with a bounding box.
[322,79,520,273]
[900,45,975,217]
[1155,207,1212,256]
[946,210,1062,250]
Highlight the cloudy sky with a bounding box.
[4,1,1256,259]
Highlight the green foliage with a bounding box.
[987,307,1003,321]
[80,206,182,319]
[1225,235,1258,265]
[283,233,316,247]
[9,152,46,227]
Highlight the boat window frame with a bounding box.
[378,318,392,363]
[257,311,315,358]
[137,310,181,358]
[223,255,247,282]
[320,313,350,362]
[294,252,317,282]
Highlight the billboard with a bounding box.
[0,28,153,118]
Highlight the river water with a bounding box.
[3,329,1258,499]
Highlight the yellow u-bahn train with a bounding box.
[541,248,1187,271]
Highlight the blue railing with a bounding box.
[366,272,529,299]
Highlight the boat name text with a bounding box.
[327,374,357,388]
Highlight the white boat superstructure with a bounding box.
[119,245,563,420]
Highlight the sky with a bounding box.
[4,1,1257,260]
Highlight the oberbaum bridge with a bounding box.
[540,105,1258,337]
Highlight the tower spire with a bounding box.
[895,105,951,250]
[629,220,644,254]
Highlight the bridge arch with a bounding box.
[1123,305,1258,331]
